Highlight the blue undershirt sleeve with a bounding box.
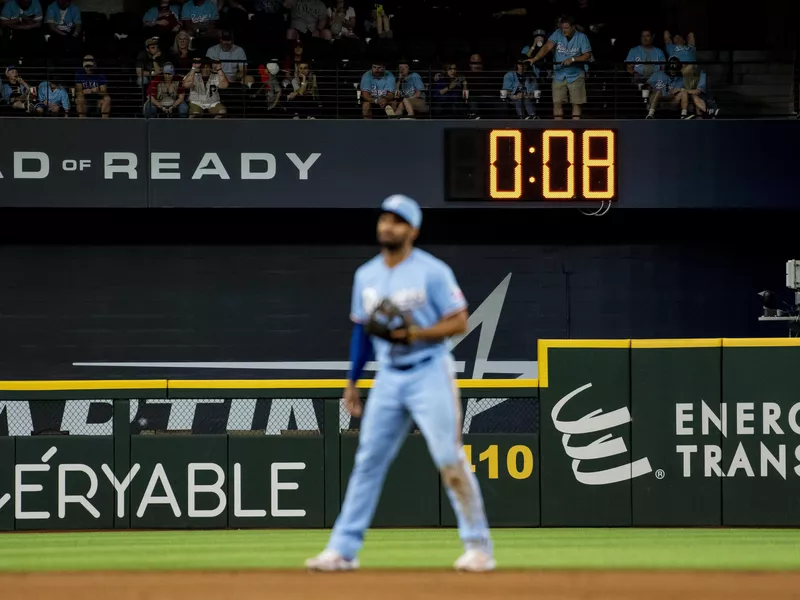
[347,323,373,383]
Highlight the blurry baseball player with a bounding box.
[306,194,494,573]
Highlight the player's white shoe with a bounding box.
[454,549,496,572]
[305,549,360,572]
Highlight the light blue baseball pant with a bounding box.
[327,353,492,560]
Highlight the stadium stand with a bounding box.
[0,0,796,119]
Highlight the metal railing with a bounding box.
[1,59,794,119]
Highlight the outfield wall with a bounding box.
[0,338,798,530]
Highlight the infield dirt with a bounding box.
[2,570,799,599]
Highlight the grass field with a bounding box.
[2,528,800,572]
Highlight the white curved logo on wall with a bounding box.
[552,382,653,485]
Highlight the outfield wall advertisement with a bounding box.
[0,338,798,530]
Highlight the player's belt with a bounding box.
[388,356,433,372]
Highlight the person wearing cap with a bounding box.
[35,80,70,116]
[146,62,188,118]
[1,66,32,112]
[137,37,164,86]
[645,57,690,119]
[360,60,395,118]
[528,15,592,119]
[75,55,110,118]
[306,194,495,574]
[502,55,539,119]
[205,30,251,84]
[183,57,228,117]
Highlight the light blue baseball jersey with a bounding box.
[397,72,425,99]
[548,29,591,83]
[45,3,81,32]
[503,70,538,93]
[625,45,666,75]
[181,0,218,23]
[666,43,696,63]
[37,82,70,110]
[646,71,684,93]
[0,0,43,22]
[360,70,395,98]
[350,248,466,367]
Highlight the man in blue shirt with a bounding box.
[502,55,538,119]
[35,81,70,116]
[625,29,666,84]
[306,194,494,573]
[360,60,395,118]
[391,58,427,118]
[664,30,698,91]
[528,15,592,119]
[1,0,44,55]
[45,0,82,55]
[76,55,110,118]
[181,0,220,45]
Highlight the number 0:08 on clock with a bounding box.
[444,128,618,202]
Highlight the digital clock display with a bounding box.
[444,128,618,202]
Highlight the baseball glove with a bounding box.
[365,299,415,344]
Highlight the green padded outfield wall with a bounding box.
[13,436,115,530]
[538,341,633,526]
[440,434,539,527]
[630,340,722,526]
[0,437,13,531]
[721,341,800,525]
[227,435,325,528]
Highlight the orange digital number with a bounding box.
[489,129,522,199]
[542,130,575,199]
[582,130,615,199]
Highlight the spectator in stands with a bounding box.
[137,37,164,86]
[359,59,395,118]
[143,0,181,42]
[286,0,330,41]
[391,58,427,118]
[170,29,194,75]
[522,29,547,61]
[146,62,188,117]
[646,57,690,119]
[328,0,355,38]
[465,53,493,119]
[184,57,228,117]
[1,0,44,55]
[181,0,220,47]
[35,80,69,116]
[503,55,538,119]
[528,15,591,119]
[205,30,251,84]
[1,65,31,111]
[256,60,283,114]
[664,30,698,90]
[75,55,110,118]
[286,60,317,118]
[44,0,83,55]
[626,29,665,84]
[687,69,710,117]
[363,2,391,39]
[431,62,466,118]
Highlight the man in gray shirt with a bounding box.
[205,30,250,84]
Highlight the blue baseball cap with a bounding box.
[381,194,422,229]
